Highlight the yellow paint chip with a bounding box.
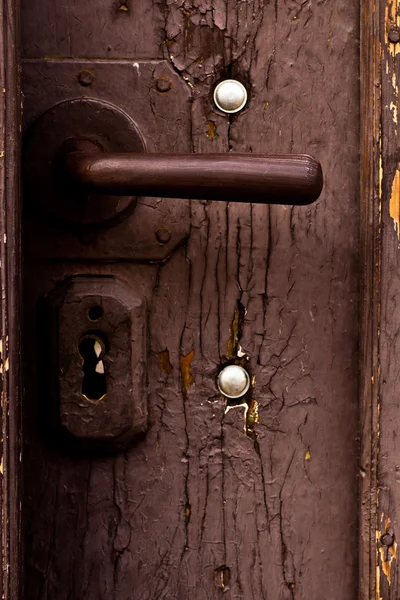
[390,166,400,238]
[305,449,311,460]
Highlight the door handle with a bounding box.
[24,99,323,228]
[63,142,323,206]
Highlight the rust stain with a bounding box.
[389,166,400,237]
[180,350,195,393]
[155,349,173,375]
[206,120,218,138]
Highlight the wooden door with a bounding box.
[16,0,364,599]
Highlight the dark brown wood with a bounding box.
[21,2,360,600]
[65,151,323,205]
[0,0,22,598]
[359,1,381,598]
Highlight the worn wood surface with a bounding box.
[0,0,22,598]
[359,2,381,599]
[21,1,360,599]
[370,1,400,598]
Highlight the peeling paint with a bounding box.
[155,349,173,375]
[389,166,400,237]
[386,4,400,56]
[377,516,397,587]
[180,350,194,393]
[246,398,259,433]
[227,302,245,359]
[304,449,311,460]
[379,542,397,584]
[206,120,217,138]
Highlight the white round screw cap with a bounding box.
[217,365,250,399]
[213,79,248,114]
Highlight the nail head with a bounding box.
[156,77,172,93]
[78,70,94,87]
[389,27,400,43]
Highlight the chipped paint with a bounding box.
[304,449,311,460]
[227,302,245,359]
[377,562,382,600]
[246,398,259,434]
[379,542,398,584]
[386,3,400,56]
[377,516,397,587]
[237,344,246,358]
[155,349,173,375]
[180,350,194,393]
[390,101,398,124]
[389,166,400,237]
[206,120,217,138]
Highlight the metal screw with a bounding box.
[213,79,248,114]
[78,70,94,87]
[217,365,250,399]
[389,27,400,43]
[156,77,172,93]
[156,227,171,244]
[381,533,395,547]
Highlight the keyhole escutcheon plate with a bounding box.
[42,276,148,452]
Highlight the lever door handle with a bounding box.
[63,145,323,206]
[24,100,324,227]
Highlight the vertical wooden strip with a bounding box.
[0,0,22,598]
[360,1,381,597]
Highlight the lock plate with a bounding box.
[22,59,192,261]
[42,276,148,452]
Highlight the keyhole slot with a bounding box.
[78,334,107,401]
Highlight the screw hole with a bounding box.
[88,305,103,321]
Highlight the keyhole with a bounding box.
[78,334,107,401]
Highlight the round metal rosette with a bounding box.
[23,98,145,228]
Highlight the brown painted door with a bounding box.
[20,1,360,599]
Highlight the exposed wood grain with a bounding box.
[359,1,381,598]
[372,1,400,598]
[21,1,360,599]
[0,0,22,598]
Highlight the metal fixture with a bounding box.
[217,365,251,399]
[24,98,323,230]
[213,79,248,114]
[43,276,148,451]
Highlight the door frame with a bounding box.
[0,0,22,598]
[0,0,385,597]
